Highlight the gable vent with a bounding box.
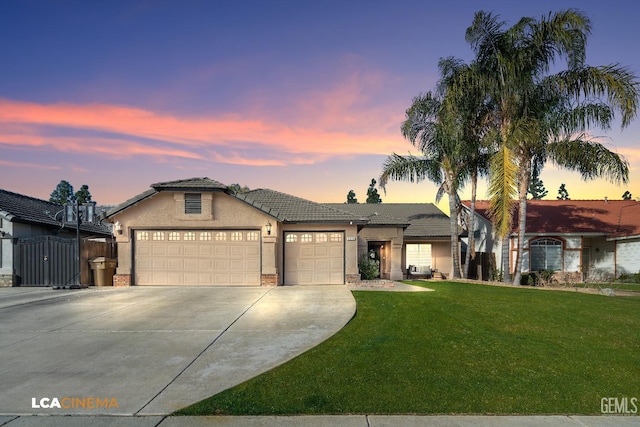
[184,193,202,214]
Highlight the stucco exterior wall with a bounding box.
[616,238,640,276]
[110,191,276,279]
[430,240,452,277]
[355,226,404,280]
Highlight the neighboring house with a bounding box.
[0,188,112,286]
[462,199,640,282]
[105,178,453,286]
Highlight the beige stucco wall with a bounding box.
[430,240,452,277]
[109,190,362,285]
[355,226,404,280]
[110,191,276,278]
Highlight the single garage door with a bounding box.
[284,231,344,285]
[135,230,260,285]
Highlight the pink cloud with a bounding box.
[0,159,61,170]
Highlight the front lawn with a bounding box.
[176,281,640,415]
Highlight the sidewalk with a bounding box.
[1,414,639,426]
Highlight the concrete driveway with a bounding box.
[0,285,355,416]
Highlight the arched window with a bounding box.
[530,238,563,271]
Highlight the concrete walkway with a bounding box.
[1,414,638,426]
[0,285,355,416]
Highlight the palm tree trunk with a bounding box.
[463,171,478,278]
[512,167,531,286]
[448,188,461,279]
[502,234,511,283]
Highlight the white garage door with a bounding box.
[284,231,344,285]
[135,230,260,285]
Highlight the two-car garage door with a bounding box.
[134,230,260,285]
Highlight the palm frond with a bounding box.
[487,145,518,238]
[379,153,440,190]
[547,139,629,184]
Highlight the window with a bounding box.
[286,233,297,243]
[168,232,181,241]
[184,231,196,241]
[330,233,342,242]
[530,238,563,271]
[247,231,259,241]
[137,231,149,241]
[199,232,212,241]
[300,233,313,243]
[316,233,327,243]
[184,193,202,214]
[406,244,432,270]
[152,232,165,241]
[215,232,227,241]
[231,231,243,241]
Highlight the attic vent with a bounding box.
[184,193,202,214]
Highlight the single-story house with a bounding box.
[462,199,640,282]
[0,188,112,286]
[105,177,453,286]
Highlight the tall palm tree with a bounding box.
[463,10,638,285]
[380,91,464,279]
[380,58,492,279]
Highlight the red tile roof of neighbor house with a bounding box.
[463,199,640,239]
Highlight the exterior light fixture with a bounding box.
[265,222,272,236]
[114,221,123,235]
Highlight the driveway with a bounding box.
[0,285,355,416]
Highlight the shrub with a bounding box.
[617,271,640,284]
[358,253,380,280]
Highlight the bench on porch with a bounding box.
[406,265,433,279]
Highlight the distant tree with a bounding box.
[74,184,92,204]
[528,174,548,200]
[49,180,75,204]
[557,183,570,200]
[346,190,358,204]
[228,183,250,194]
[622,190,633,200]
[366,179,382,204]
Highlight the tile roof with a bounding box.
[235,189,366,223]
[327,203,451,238]
[464,199,640,238]
[151,177,228,191]
[0,188,111,235]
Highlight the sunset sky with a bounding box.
[1,0,639,210]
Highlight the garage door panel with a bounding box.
[167,246,182,256]
[135,229,260,285]
[152,246,167,256]
[184,245,198,256]
[284,231,344,285]
[214,246,228,256]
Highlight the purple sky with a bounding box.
[1,0,639,208]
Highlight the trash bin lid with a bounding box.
[91,257,106,262]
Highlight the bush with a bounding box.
[617,271,640,284]
[358,253,380,280]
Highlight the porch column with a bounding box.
[390,242,403,280]
[261,235,279,286]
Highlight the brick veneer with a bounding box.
[113,274,131,287]
[261,274,278,286]
[346,274,361,283]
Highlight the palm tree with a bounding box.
[381,58,494,279]
[463,10,638,285]
[380,92,464,279]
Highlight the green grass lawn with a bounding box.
[176,281,640,415]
